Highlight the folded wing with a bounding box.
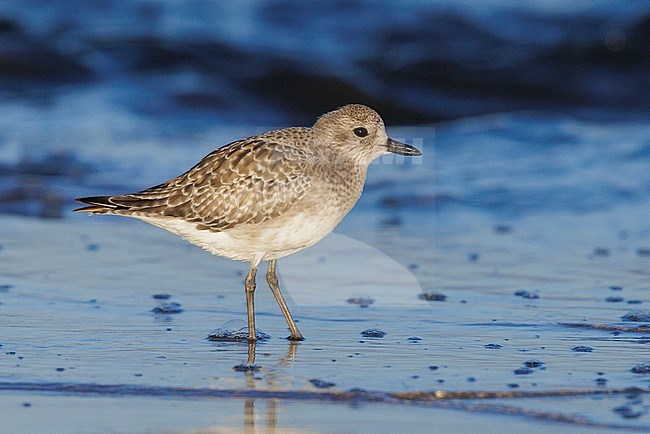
[75,136,312,232]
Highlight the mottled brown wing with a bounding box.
[97,136,312,231]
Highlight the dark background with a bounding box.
[1,0,648,126]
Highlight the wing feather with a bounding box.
[76,130,313,232]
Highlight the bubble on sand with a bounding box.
[151,302,183,314]
[207,319,270,341]
[361,328,386,338]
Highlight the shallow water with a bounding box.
[4,392,627,434]
[2,180,650,432]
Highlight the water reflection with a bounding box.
[241,398,279,434]
[237,338,300,366]
[238,341,300,433]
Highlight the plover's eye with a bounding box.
[353,127,368,138]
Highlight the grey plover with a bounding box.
[75,104,421,341]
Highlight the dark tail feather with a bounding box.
[74,196,117,213]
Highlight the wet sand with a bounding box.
[1,210,649,432]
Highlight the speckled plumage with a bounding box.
[75,104,421,341]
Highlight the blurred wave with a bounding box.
[0,0,648,124]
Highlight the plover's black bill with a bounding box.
[386,138,422,156]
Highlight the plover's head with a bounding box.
[313,104,421,165]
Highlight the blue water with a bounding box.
[1,0,649,124]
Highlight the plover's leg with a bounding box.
[266,260,304,341]
[247,341,256,365]
[245,263,258,341]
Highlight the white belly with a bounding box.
[139,203,347,265]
